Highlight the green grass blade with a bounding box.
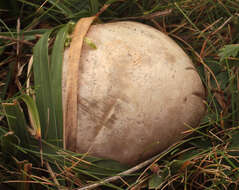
[48,0,73,17]
[90,0,100,14]
[2,101,31,146]
[33,30,59,146]
[19,94,41,140]
[0,125,7,137]
[0,18,14,38]
[0,62,14,100]
[50,24,69,147]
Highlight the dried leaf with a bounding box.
[64,16,96,151]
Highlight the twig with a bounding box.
[0,35,34,46]
[77,143,177,190]
[46,162,60,187]
[210,15,233,36]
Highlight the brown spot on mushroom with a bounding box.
[185,67,195,70]
[165,52,176,63]
[89,100,99,109]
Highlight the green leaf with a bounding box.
[0,126,7,137]
[218,44,239,61]
[229,132,239,148]
[48,0,73,17]
[33,25,70,148]
[215,71,229,90]
[90,0,100,14]
[19,95,41,140]
[189,138,211,149]
[33,29,59,144]
[1,132,19,158]
[2,101,31,146]
[91,159,128,174]
[50,24,70,147]
[148,174,163,189]
[0,62,14,100]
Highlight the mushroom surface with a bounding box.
[62,21,205,165]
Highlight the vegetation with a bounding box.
[1,0,239,189]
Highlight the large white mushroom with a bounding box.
[62,21,205,165]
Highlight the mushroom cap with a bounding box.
[62,21,205,165]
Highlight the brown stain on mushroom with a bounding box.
[185,67,197,73]
[185,67,195,70]
[165,52,176,64]
[183,97,187,102]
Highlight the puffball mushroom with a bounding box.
[62,21,205,166]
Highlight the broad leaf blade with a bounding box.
[50,24,69,148]
[33,30,59,145]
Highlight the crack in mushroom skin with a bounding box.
[62,21,206,165]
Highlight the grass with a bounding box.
[1,0,239,189]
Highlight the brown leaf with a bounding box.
[63,16,96,151]
[180,160,194,171]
